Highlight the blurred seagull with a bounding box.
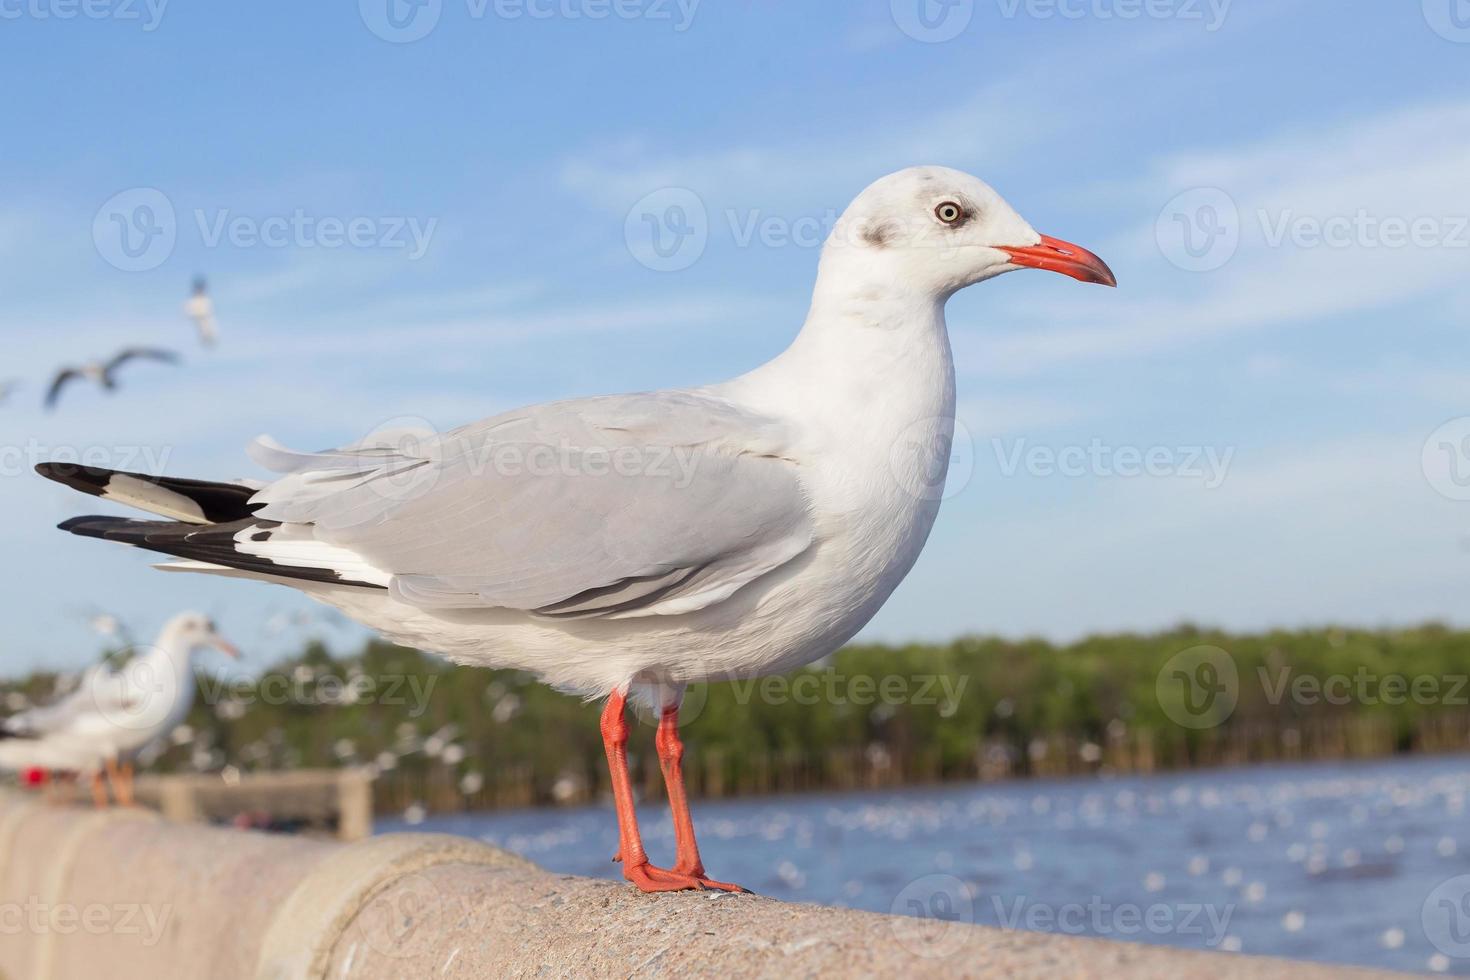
[0,612,238,805]
[185,276,218,347]
[37,166,1115,888]
[45,347,179,410]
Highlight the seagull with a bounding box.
[36,166,1114,887]
[185,276,218,347]
[0,612,238,805]
[45,347,180,411]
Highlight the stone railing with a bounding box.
[0,791,1404,979]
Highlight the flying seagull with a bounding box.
[45,347,180,410]
[0,612,238,805]
[185,276,218,347]
[36,166,1115,889]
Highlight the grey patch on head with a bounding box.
[862,222,896,248]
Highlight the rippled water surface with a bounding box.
[380,755,1470,974]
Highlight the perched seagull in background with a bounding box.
[45,347,180,411]
[36,167,1115,889]
[185,276,218,347]
[0,612,237,806]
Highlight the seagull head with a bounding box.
[824,165,1116,299]
[168,612,240,660]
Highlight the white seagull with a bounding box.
[45,347,180,411]
[0,612,238,805]
[185,276,218,347]
[37,167,1114,888]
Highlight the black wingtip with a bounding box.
[57,515,127,538]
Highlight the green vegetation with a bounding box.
[6,624,1469,809]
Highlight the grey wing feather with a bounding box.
[246,391,813,618]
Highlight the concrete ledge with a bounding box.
[0,791,1406,979]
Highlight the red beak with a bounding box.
[1000,234,1117,287]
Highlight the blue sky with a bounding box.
[0,0,1466,673]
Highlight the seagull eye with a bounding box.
[934,201,966,226]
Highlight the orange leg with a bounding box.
[656,704,747,892]
[602,691,733,893]
[118,761,135,807]
[89,770,110,808]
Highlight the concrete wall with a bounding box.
[0,791,1404,979]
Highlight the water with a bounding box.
[379,754,1470,974]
